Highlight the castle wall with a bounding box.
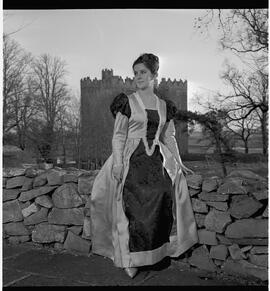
[80,69,188,167]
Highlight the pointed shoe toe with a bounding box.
[124,267,138,278]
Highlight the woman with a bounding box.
[90,53,198,278]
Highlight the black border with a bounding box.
[3,0,269,10]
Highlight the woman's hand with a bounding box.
[112,164,124,182]
[177,162,194,176]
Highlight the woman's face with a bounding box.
[133,63,155,90]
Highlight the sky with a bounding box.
[3,9,243,112]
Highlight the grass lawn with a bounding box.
[184,159,268,179]
[3,143,268,180]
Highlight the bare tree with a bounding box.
[66,96,81,165]
[3,34,33,137]
[195,9,268,55]
[13,78,40,149]
[195,9,268,155]
[220,63,268,155]
[54,95,81,166]
[30,54,70,161]
[225,108,259,154]
[176,108,232,177]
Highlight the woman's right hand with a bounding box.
[112,164,124,182]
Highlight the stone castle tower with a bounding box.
[80,69,188,168]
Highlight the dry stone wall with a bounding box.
[3,167,97,252]
[2,167,268,282]
[185,170,268,282]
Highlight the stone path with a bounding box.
[2,241,266,287]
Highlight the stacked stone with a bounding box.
[3,167,99,254]
[2,167,268,282]
[185,170,268,282]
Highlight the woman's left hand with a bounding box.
[112,164,124,182]
[177,162,194,176]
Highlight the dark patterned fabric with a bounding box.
[165,99,177,122]
[110,93,131,119]
[123,110,174,252]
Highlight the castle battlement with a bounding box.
[160,77,187,89]
[81,69,187,90]
[81,69,135,89]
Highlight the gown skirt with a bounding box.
[122,109,174,253]
[90,102,198,268]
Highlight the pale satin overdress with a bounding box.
[89,92,198,268]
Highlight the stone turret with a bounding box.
[101,69,113,80]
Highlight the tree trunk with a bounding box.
[215,137,227,177]
[261,111,268,156]
[244,140,249,154]
[17,129,25,150]
[44,125,54,162]
[63,145,66,166]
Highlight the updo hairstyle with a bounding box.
[132,53,159,76]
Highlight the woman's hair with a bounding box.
[132,53,159,75]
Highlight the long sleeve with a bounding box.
[110,93,131,166]
[160,119,182,166]
[160,100,193,176]
[112,111,129,166]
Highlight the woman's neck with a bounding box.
[137,87,155,99]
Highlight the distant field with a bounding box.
[184,159,268,179]
[188,131,264,154]
[3,130,266,170]
[184,132,267,178]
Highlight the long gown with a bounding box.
[89,92,198,268]
[123,109,174,253]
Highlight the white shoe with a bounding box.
[124,267,138,278]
